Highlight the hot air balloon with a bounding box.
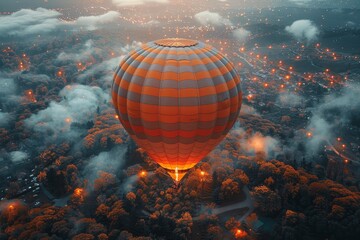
[112,38,242,182]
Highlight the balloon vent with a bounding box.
[155,38,198,47]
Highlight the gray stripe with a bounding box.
[112,76,239,106]
[125,113,237,131]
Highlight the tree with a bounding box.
[251,185,281,216]
[72,233,95,240]
[220,178,240,201]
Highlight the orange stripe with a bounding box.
[116,95,239,116]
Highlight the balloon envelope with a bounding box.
[112,38,242,182]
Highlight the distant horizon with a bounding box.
[1,0,360,12]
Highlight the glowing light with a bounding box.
[140,170,146,177]
[235,228,247,238]
[8,204,14,210]
[307,132,313,138]
[200,171,205,176]
[240,47,245,52]
[342,144,346,148]
[65,118,72,123]
[74,188,83,196]
[337,137,341,141]
[285,75,291,80]
[175,167,179,182]
[264,83,269,88]
[344,159,349,164]
[28,91,32,95]
[115,115,119,119]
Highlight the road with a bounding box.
[211,186,254,222]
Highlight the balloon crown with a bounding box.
[154,38,199,47]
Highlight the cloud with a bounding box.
[0,75,17,97]
[75,11,120,31]
[231,127,280,158]
[83,146,126,190]
[306,84,360,153]
[244,133,280,157]
[0,8,120,37]
[0,112,11,127]
[25,84,108,144]
[194,10,232,26]
[285,19,319,44]
[56,40,97,63]
[277,92,304,107]
[289,0,312,6]
[112,0,169,6]
[10,151,28,163]
[240,104,259,115]
[77,41,142,89]
[0,8,62,36]
[233,28,251,43]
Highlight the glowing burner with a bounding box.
[155,38,198,47]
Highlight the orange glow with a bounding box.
[140,170,146,177]
[342,144,346,148]
[235,229,247,238]
[307,132,313,138]
[58,71,63,76]
[115,115,119,119]
[8,204,14,210]
[264,83,269,88]
[344,159,349,164]
[239,47,245,52]
[271,68,276,73]
[65,118,72,123]
[289,66,293,70]
[78,62,82,66]
[247,94,253,100]
[74,188,83,196]
[268,45,272,49]
[200,171,205,176]
[28,91,32,95]
[285,75,291,80]
[280,84,285,88]
[337,137,341,141]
